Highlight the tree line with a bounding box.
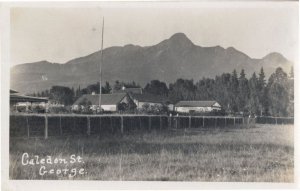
[32,66,294,117]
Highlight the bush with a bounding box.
[48,106,69,114]
[138,103,168,115]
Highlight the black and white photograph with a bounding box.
[1,0,299,190]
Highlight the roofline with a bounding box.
[174,100,219,107]
[73,93,129,105]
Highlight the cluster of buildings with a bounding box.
[10,87,222,114]
[70,86,222,114]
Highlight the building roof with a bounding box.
[114,87,143,94]
[130,93,170,104]
[175,100,220,107]
[10,94,48,103]
[73,93,127,106]
[10,89,19,94]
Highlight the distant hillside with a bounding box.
[11,33,293,94]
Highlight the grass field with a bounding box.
[9,124,294,182]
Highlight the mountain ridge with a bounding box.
[11,32,293,94]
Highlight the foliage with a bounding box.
[138,103,168,114]
[80,81,112,95]
[267,67,290,117]
[77,98,93,114]
[144,80,168,96]
[49,86,74,106]
[32,67,293,117]
[113,80,141,92]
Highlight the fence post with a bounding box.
[26,116,30,138]
[99,116,102,134]
[59,116,62,135]
[189,116,191,128]
[275,117,278,125]
[121,116,124,134]
[203,116,205,128]
[44,115,48,139]
[214,117,216,128]
[148,116,151,131]
[225,117,227,127]
[139,116,142,130]
[160,116,162,131]
[87,116,91,136]
[130,116,133,131]
[234,117,235,126]
[110,117,113,133]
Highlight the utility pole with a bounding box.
[99,17,104,113]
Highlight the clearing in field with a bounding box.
[9,124,293,182]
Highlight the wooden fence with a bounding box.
[255,116,294,125]
[9,114,293,139]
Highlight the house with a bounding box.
[113,86,171,110]
[174,100,222,113]
[129,93,170,109]
[10,89,49,113]
[72,92,135,112]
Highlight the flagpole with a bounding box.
[99,17,104,113]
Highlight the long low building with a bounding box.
[175,100,222,113]
[10,89,48,104]
[10,89,49,113]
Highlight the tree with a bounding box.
[117,102,129,112]
[144,80,169,96]
[287,66,294,116]
[267,67,289,116]
[49,86,74,106]
[113,80,140,92]
[113,80,122,91]
[168,79,196,103]
[103,81,112,94]
[195,78,215,100]
[228,70,239,113]
[257,67,268,115]
[78,98,92,113]
[248,72,260,114]
[212,73,231,112]
[237,69,249,113]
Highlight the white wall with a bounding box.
[175,106,221,113]
[101,105,117,111]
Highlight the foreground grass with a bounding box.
[9,124,293,182]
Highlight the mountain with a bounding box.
[11,33,293,94]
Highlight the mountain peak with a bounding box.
[170,32,188,39]
[169,33,194,45]
[263,52,284,59]
[263,52,288,63]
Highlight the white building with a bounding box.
[175,100,222,113]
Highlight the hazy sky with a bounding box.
[10,1,298,66]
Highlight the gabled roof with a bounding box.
[175,100,220,107]
[114,88,143,94]
[10,94,48,103]
[130,93,170,104]
[73,93,127,106]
